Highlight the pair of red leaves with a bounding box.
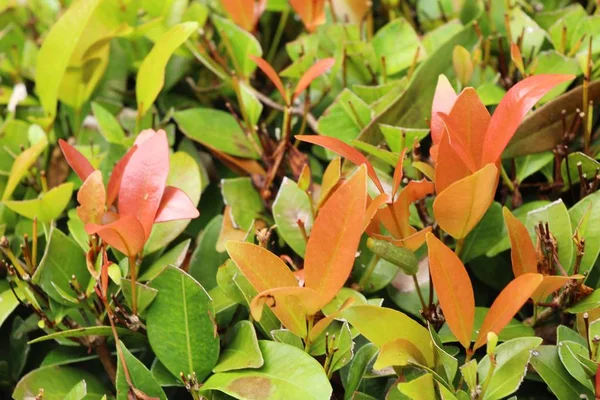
[430,73,574,239]
[60,130,199,257]
[227,166,368,338]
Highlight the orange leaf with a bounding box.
[502,207,537,277]
[290,0,326,32]
[250,286,321,337]
[77,170,106,224]
[511,42,525,74]
[226,241,298,292]
[304,166,367,308]
[378,180,434,239]
[58,139,95,181]
[482,74,575,164]
[106,145,137,207]
[86,215,146,257]
[430,75,457,146]
[296,135,384,193]
[433,163,498,239]
[531,275,583,304]
[249,55,287,102]
[118,130,169,239]
[438,88,490,170]
[392,149,407,196]
[473,273,543,350]
[317,157,341,208]
[434,131,472,194]
[363,193,390,231]
[331,0,371,23]
[293,58,335,99]
[308,297,354,342]
[427,233,475,350]
[221,0,266,31]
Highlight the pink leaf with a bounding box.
[58,139,95,181]
[106,145,137,207]
[154,186,199,223]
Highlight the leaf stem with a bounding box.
[479,353,497,398]
[500,164,515,192]
[266,8,289,63]
[454,238,464,257]
[128,255,138,315]
[358,255,380,289]
[412,274,427,311]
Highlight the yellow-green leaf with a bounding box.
[2,134,48,201]
[3,183,74,222]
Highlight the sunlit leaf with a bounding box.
[3,134,48,201]
[4,183,74,223]
[250,55,287,102]
[503,207,537,277]
[58,139,94,182]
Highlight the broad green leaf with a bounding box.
[32,227,89,306]
[531,345,594,400]
[398,373,436,400]
[139,239,191,282]
[569,191,600,275]
[213,321,264,372]
[2,132,48,201]
[318,89,373,144]
[201,341,332,400]
[567,289,600,313]
[28,326,141,344]
[379,125,429,153]
[221,177,265,231]
[63,380,87,400]
[477,337,543,400]
[145,152,201,254]
[557,325,587,347]
[0,281,19,329]
[116,341,167,400]
[92,102,126,144]
[4,182,73,222]
[136,21,198,116]
[372,18,425,75]
[35,0,103,120]
[526,199,574,273]
[341,305,434,366]
[146,266,219,382]
[341,343,379,400]
[271,329,304,350]
[557,340,595,390]
[272,178,313,257]
[188,215,229,290]
[174,107,260,159]
[13,366,108,400]
[212,15,262,77]
[121,278,158,315]
[151,359,183,387]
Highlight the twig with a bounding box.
[252,90,319,133]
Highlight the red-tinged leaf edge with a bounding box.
[296,135,384,193]
[293,58,335,99]
[392,149,407,197]
[249,55,287,103]
[58,139,95,181]
[154,186,199,223]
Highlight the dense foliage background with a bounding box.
[0,0,600,399]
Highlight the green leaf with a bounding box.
[461,202,503,263]
[328,321,354,374]
[526,199,574,273]
[139,239,191,281]
[531,345,594,400]
[460,360,478,395]
[429,324,458,385]
[557,325,587,347]
[558,340,595,390]
[136,21,198,117]
[116,341,167,400]
[2,131,48,201]
[318,89,373,144]
[372,18,425,75]
[3,182,73,222]
[528,51,579,104]
[35,0,103,120]
[0,281,19,329]
[477,337,543,400]
[272,178,314,257]
[92,102,126,144]
[28,326,142,344]
[567,289,600,313]
[32,227,89,306]
[221,177,265,231]
[509,8,547,56]
[63,380,87,400]
[146,266,219,382]
[144,151,201,254]
[379,125,429,153]
[561,152,600,188]
[213,321,264,373]
[271,329,304,350]
[569,191,600,275]
[174,107,261,159]
[121,278,158,315]
[515,152,555,183]
[151,359,183,387]
[189,215,229,290]
[202,341,332,400]
[13,366,109,400]
[212,15,262,77]
[398,373,436,400]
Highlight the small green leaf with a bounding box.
[139,239,191,282]
[372,18,425,75]
[328,321,354,374]
[379,125,429,153]
[271,329,304,350]
[92,102,126,144]
[318,89,373,144]
[116,341,167,400]
[398,373,436,400]
[202,341,331,400]
[429,324,458,385]
[146,266,219,382]
[515,152,555,183]
[136,21,198,117]
[561,152,600,188]
[221,177,265,231]
[460,360,478,395]
[341,343,379,400]
[28,326,141,344]
[567,289,600,313]
[558,340,595,390]
[151,359,183,387]
[13,366,109,400]
[121,278,158,315]
[461,202,504,263]
[2,132,48,201]
[3,182,73,222]
[0,281,19,329]
[212,15,262,77]
[272,178,314,256]
[213,321,264,372]
[569,190,600,275]
[188,215,228,290]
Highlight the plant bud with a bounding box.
[366,238,419,275]
[487,332,498,356]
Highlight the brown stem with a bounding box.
[128,255,138,315]
[95,337,117,386]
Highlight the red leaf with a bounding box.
[118,130,169,239]
[473,273,543,350]
[296,135,384,193]
[378,180,434,239]
[427,233,475,350]
[482,74,575,164]
[293,58,335,99]
[250,55,287,102]
[86,215,146,257]
[431,75,457,146]
[304,166,367,308]
[106,145,137,207]
[58,139,95,181]
[154,186,199,223]
[290,0,326,32]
